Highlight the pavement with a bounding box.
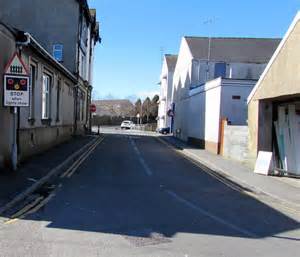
[0,128,299,257]
[159,135,300,212]
[0,135,95,209]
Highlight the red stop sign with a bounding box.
[90,104,96,113]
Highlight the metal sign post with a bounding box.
[3,52,29,170]
[12,107,18,171]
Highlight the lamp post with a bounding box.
[136,113,140,126]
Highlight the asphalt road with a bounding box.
[0,130,299,257]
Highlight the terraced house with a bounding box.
[0,0,100,168]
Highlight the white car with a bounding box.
[121,120,134,130]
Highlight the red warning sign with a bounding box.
[3,52,29,107]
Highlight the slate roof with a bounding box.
[165,54,178,71]
[78,0,91,20]
[92,99,135,117]
[184,37,281,63]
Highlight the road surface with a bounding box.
[0,129,299,256]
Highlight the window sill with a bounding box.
[41,119,52,126]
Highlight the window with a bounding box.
[81,21,88,49]
[56,79,61,121]
[214,62,227,78]
[53,44,63,62]
[232,95,241,100]
[191,60,200,84]
[76,89,85,121]
[81,92,85,121]
[42,74,51,119]
[29,64,36,119]
[76,90,81,121]
[81,53,87,79]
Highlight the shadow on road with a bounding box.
[1,132,299,243]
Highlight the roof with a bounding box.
[78,0,92,22]
[0,21,27,42]
[92,99,135,117]
[247,12,300,103]
[165,54,178,71]
[184,36,281,63]
[78,0,101,43]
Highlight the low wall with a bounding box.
[19,125,74,161]
[222,124,249,162]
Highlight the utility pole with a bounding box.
[203,17,218,82]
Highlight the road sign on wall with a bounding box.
[3,53,30,107]
[90,104,97,113]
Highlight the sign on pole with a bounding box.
[90,104,97,113]
[3,53,30,107]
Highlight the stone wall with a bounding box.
[222,124,249,163]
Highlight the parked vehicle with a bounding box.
[158,127,170,134]
[121,120,134,129]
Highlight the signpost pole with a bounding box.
[12,107,18,171]
[3,52,30,171]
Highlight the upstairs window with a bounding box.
[191,60,200,85]
[80,53,87,80]
[214,62,227,78]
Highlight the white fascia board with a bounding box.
[189,77,222,97]
[247,11,300,104]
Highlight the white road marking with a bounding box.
[166,190,257,238]
[129,137,153,176]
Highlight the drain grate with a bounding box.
[124,229,171,247]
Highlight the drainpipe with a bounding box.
[74,85,79,135]
[74,5,83,135]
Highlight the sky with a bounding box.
[88,0,300,102]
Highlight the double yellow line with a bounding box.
[4,136,105,225]
[61,136,105,178]
[156,137,300,217]
[4,191,56,225]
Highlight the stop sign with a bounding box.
[90,104,96,113]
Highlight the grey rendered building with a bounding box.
[0,0,101,133]
[0,0,100,168]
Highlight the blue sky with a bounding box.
[88,0,300,101]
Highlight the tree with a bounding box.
[134,99,142,115]
[134,99,142,124]
[150,95,159,119]
[142,97,151,123]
